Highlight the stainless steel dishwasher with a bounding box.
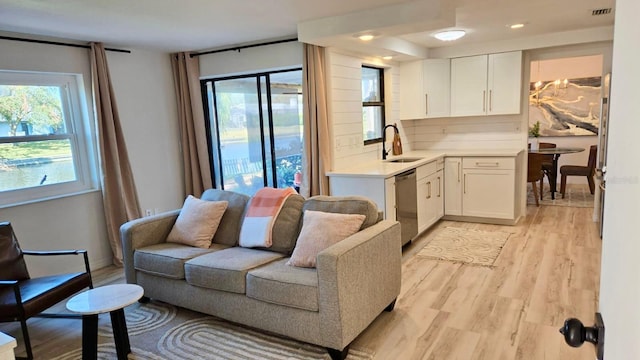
[395,169,418,245]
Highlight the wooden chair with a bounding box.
[560,145,598,198]
[538,142,557,200]
[0,222,93,360]
[527,152,545,206]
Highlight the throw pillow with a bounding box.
[287,210,366,268]
[166,195,228,248]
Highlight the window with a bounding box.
[202,69,303,196]
[362,66,385,144]
[0,71,96,207]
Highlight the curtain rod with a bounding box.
[190,37,298,58]
[0,35,131,53]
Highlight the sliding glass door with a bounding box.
[203,69,302,196]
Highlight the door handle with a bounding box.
[425,93,428,115]
[437,176,441,197]
[427,181,431,199]
[482,90,486,112]
[560,315,604,360]
[463,174,466,194]
[457,162,461,182]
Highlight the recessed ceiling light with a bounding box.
[433,30,466,41]
[382,55,393,60]
[510,23,525,29]
[358,34,375,41]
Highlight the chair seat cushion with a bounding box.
[185,247,284,294]
[134,243,227,279]
[246,258,319,312]
[560,165,591,176]
[0,272,91,319]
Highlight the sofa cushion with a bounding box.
[302,195,378,230]
[247,258,319,312]
[254,194,304,255]
[185,247,284,294]
[201,189,251,247]
[134,243,228,279]
[166,196,228,248]
[287,210,366,268]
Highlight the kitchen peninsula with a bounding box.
[327,149,525,245]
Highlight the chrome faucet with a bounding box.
[382,123,399,160]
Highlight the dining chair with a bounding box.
[538,142,557,200]
[0,222,93,360]
[559,145,598,198]
[527,152,545,206]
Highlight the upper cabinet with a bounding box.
[450,51,523,117]
[399,59,450,120]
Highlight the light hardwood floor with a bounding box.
[1,205,601,359]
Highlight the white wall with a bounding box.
[107,49,183,214]
[0,37,182,275]
[599,0,640,357]
[199,41,302,78]
[325,48,402,171]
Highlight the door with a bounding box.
[487,51,522,115]
[204,69,303,196]
[444,157,462,215]
[462,169,515,219]
[450,55,488,117]
[424,59,450,118]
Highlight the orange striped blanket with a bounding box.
[239,187,297,248]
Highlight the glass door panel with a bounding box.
[213,77,265,196]
[270,70,303,189]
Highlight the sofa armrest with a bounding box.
[120,210,180,284]
[316,220,401,349]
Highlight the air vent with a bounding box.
[592,8,612,16]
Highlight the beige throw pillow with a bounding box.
[287,210,366,268]
[167,195,228,248]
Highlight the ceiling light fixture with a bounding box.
[358,34,375,41]
[510,23,525,29]
[382,55,393,60]
[433,30,466,41]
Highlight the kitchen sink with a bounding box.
[386,157,423,163]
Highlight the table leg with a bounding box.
[110,308,131,360]
[82,314,98,360]
[550,155,560,200]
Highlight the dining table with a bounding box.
[528,146,585,199]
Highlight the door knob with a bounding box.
[559,313,605,360]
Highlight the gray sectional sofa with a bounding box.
[120,189,402,359]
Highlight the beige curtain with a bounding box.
[301,44,331,197]
[171,52,212,197]
[90,42,142,266]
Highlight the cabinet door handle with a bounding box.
[483,90,486,112]
[437,176,441,197]
[475,161,500,167]
[489,89,493,112]
[457,162,461,182]
[463,174,467,194]
[427,181,431,199]
[425,93,428,115]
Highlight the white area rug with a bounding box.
[417,227,511,267]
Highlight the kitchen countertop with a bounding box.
[327,149,523,178]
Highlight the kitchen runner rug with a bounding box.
[417,227,511,267]
[49,300,374,360]
[526,183,594,208]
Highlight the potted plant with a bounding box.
[528,121,541,150]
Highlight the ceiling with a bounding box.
[0,0,615,59]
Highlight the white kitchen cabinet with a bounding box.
[450,51,522,117]
[462,157,515,219]
[444,157,462,215]
[445,156,517,220]
[416,160,444,232]
[328,175,396,220]
[400,59,450,120]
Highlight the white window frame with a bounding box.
[0,70,97,207]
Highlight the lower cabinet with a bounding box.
[445,156,516,220]
[417,160,444,232]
